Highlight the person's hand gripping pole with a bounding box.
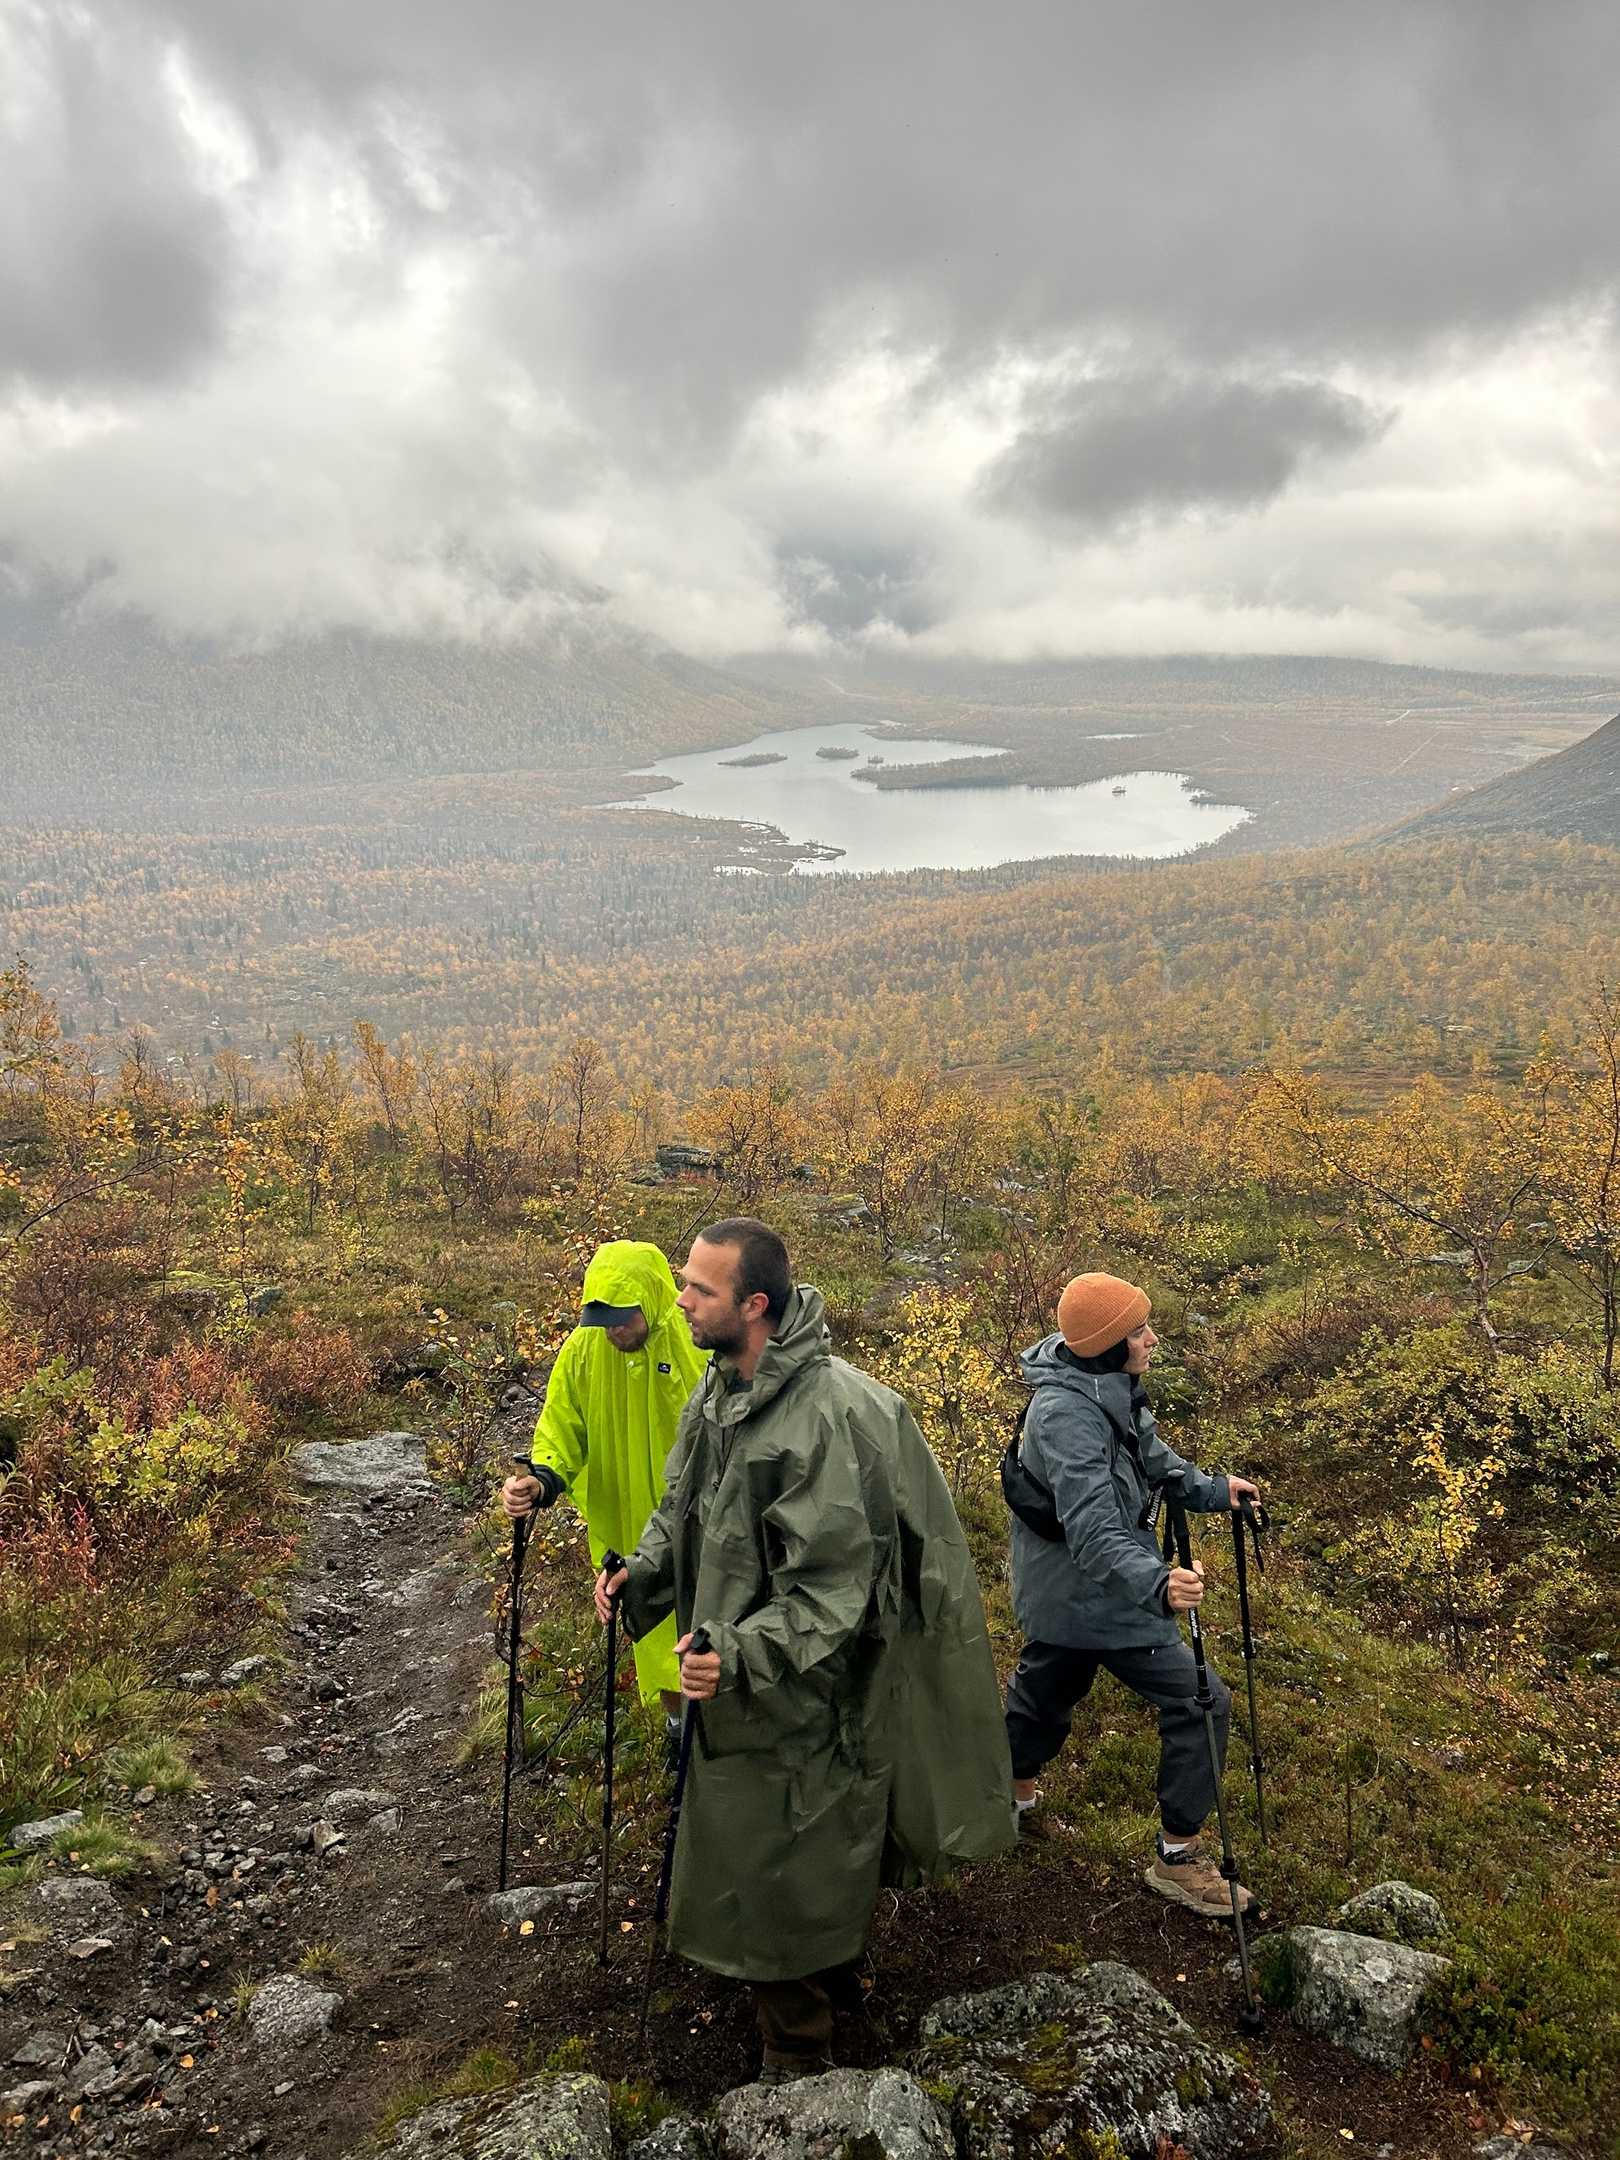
[1165,1479,1263,2036]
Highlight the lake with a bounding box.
[618,722,1249,874]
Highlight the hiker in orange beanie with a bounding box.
[1002,1272,1264,1920]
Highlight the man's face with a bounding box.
[1124,1322,1158,1375]
[677,1237,754,1355]
[603,1311,650,1354]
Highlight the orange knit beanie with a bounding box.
[1056,1272,1151,1356]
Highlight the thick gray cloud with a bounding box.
[2,1,1619,662]
[0,4,226,385]
[984,375,1386,531]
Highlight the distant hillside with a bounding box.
[1400,711,1620,843]
[0,615,798,805]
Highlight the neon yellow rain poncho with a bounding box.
[531,1241,708,1701]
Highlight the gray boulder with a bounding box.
[322,1787,399,1823]
[249,1974,344,2048]
[913,1964,1269,2160]
[63,2046,116,2097]
[294,1432,431,1494]
[8,1810,84,1851]
[1272,1926,1449,2071]
[1333,1881,1447,1946]
[370,2072,611,2160]
[33,1875,123,1940]
[220,1654,275,1687]
[1474,2137,1563,2160]
[486,1883,594,1926]
[630,2118,712,2160]
[714,2069,949,2160]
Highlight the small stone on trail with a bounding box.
[65,1936,115,1959]
[367,1809,402,1835]
[260,1747,289,1764]
[179,1671,215,1690]
[485,1884,594,1925]
[220,1654,274,1687]
[10,2031,68,2068]
[310,1820,344,1858]
[274,2081,295,2096]
[9,1810,84,1851]
[63,2045,116,2096]
[249,1974,344,2049]
[134,1784,158,1805]
[715,2069,947,2160]
[321,1788,398,1823]
[1474,2137,1563,2160]
[0,2079,54,2113]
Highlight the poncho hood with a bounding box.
[581,1240,683,1330]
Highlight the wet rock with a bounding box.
[10,2031,68,2069]
[34,1876,124,1943]
[295,1433,431,1496]
[179,1671,215,1690]
[282,1764,323,1791]
[1334,1881,1447,1946]
[1271,1927,1450,2071]
[305,1673,342,1702]
[220,1655,275,1687]
[368,2070,611,2160]
[367,1808,402,1836]
[248,1974,344,2048]
[912,1964,1269,2160]
[322,1787,398,1823]
[65,1935,116,1959]
[10,1809,85,1851]
[629,2117,712,2160]
[714,2069,949,2160]
[1474,2136,1563,2160]
[485,1883,594,1925]
[310,1820,344,1859]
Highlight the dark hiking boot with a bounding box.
[1145,1837,1258,1920]
[758,2051,833,2088]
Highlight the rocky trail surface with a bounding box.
[4,1432,1493,2160]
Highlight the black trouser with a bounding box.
[1005,1639,1230,1840]
[751,1963,862,2066]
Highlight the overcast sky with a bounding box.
[4,1,1620,668]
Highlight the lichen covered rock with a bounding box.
[912,1964,1269,2160]
[1332,1881,1447,1947]
[714,2067,950,2160]
[371,2073,612,2160]
[1277,1927,1449,2071]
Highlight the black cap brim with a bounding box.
[580,1302,642,1328]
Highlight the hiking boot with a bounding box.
[758,2051,833,2087]
[1016,1804,1064,1841]
[1144,1837,1258,1920]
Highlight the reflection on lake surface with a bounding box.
[619,722,1249,874]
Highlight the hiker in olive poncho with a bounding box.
[503,1241,708,1731]
[596,1218,1015,2084]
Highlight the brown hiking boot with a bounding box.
[1016,1802,1065,1841]
[1145,1838,1258,1920]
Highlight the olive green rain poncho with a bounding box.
[620,1285,1016,1983]
[532,1242,708,1702]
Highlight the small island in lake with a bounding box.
[720,752,788,767]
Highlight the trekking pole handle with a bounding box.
[1165,1481,1194,1573]
[600,1548,625,1601]
[682,1625,713,1662]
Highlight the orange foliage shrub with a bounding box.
[241,1310,370,1422]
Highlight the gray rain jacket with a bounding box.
[1009,1333,1230,1651]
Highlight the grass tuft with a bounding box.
[50,1812,160,1879]
[374,2045,520,2143]
[296,1940,347,1984]
[106,1736,197,1797]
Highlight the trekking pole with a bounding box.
[636,1625,712,2051]
[1166,1483,1263,2036]
[597,1548,625,1966]
[1230,1495,1271,1847]
[498,1455,543,1893]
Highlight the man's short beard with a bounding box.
[690,1309,748,1357]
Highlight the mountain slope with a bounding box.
[1400,711,1620,843]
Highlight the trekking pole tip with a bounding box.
[1237,2002,1264,2036]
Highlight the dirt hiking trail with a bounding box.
[2,1428,1476,2160]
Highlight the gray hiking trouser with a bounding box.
[1004,1638,1231,1839]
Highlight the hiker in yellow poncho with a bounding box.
[502,1242,708,1733]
